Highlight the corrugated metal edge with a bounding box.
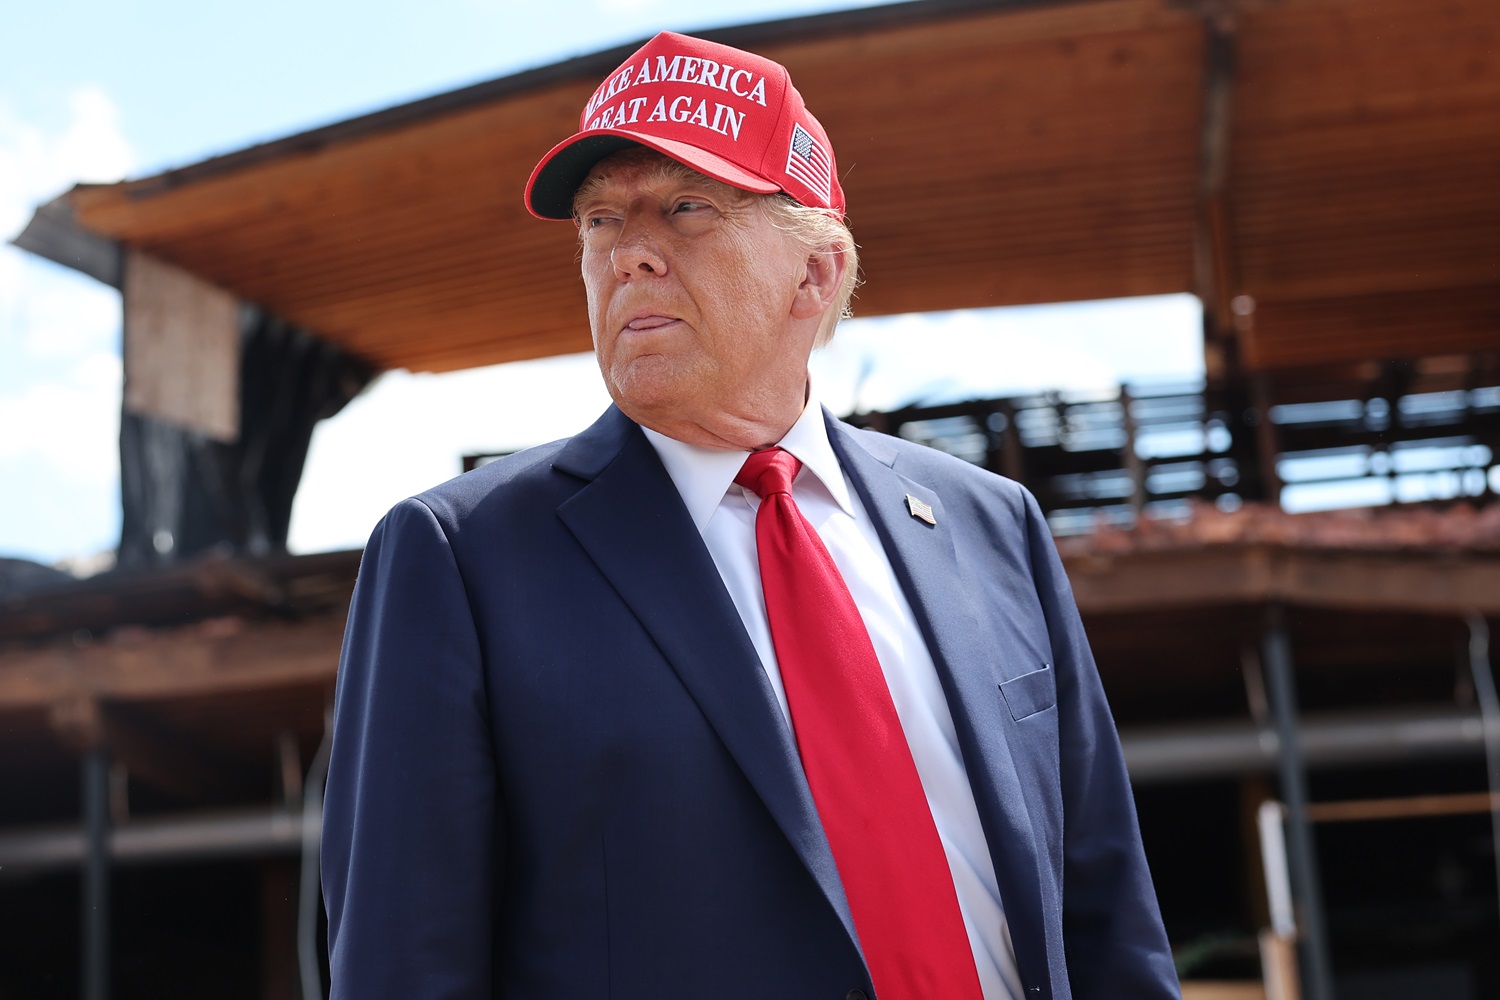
[9,195,123,288]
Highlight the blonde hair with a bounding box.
[574,150,860,347]
[760,195,860,348]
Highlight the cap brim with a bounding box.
[525,129,781,220]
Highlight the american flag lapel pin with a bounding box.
[905,494,936,526]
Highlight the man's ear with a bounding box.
[790,246,847,321]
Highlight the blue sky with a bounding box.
[0,0,1203,564]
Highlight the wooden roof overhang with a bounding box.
[18,0,1497,377]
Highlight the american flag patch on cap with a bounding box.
[784,123,833,204]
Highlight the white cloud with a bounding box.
[288,353,613,553]
[1,84,131,358]
[812,294,1204,413]
[0,85,132,562]
[52,86,133,185]
[0,352,121,485]
[7,257,122,359]
[0,84,133,240]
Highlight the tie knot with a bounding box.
[735,447,802,500]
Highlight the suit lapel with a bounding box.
[827,413,1050,973]
[553,407,860,951]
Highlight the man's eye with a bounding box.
[673,200,707,214]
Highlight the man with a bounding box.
[323,30,1180,1000]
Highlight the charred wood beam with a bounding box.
[9,196,122,289]
[1,613,343,713]
[1194,12,1238,374]
[1120,387,1148,515]
[48,698,261,803]
[1250,373,1283,501]
[0,549,360,644]
[1063,545,1500,616]
[1184,2,1275,505]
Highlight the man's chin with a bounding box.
[603,359,689,416]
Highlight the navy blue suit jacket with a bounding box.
[322,405,1180,1000]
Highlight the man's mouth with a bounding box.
[625,314,679,331]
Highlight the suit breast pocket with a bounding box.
[999,664,1056,722]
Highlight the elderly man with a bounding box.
[322,30,1179,1000]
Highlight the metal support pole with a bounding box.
[82,747,111,1000]
[1463,612,1500,954]
[298,706,334,1000]
[1262,610,1334,1000]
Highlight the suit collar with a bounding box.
[553,404,637,481]
[637,426,746,533]
[573,398,858,535]
[553,406,862,956]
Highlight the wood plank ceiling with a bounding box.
[1231,0,1500,370]
[44,0,1500,375]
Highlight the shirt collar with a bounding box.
[641,381,856,534]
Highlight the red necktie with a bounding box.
[736,447,983,1000]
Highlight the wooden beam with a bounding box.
[46,696,264,801]
[0,613,344,712]
[48,696,106,752]
[1249,374,1282,500]
[1192,7,1239,363]
[1241,286,1500,373]
[1179,982,1265,1000]
[1066,544,1500,615]
[109,702,261,801]
[1305,791,1500,824]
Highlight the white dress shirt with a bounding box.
[641,390,1023,1000]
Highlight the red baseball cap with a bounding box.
[525,31,845,220]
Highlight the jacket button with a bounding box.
[845,992,868,1000]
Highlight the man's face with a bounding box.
[574,148,817,443]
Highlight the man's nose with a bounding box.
[609,217,668,279]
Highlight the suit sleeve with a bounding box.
[322,497,500,999]
[1020,488,1182,999]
